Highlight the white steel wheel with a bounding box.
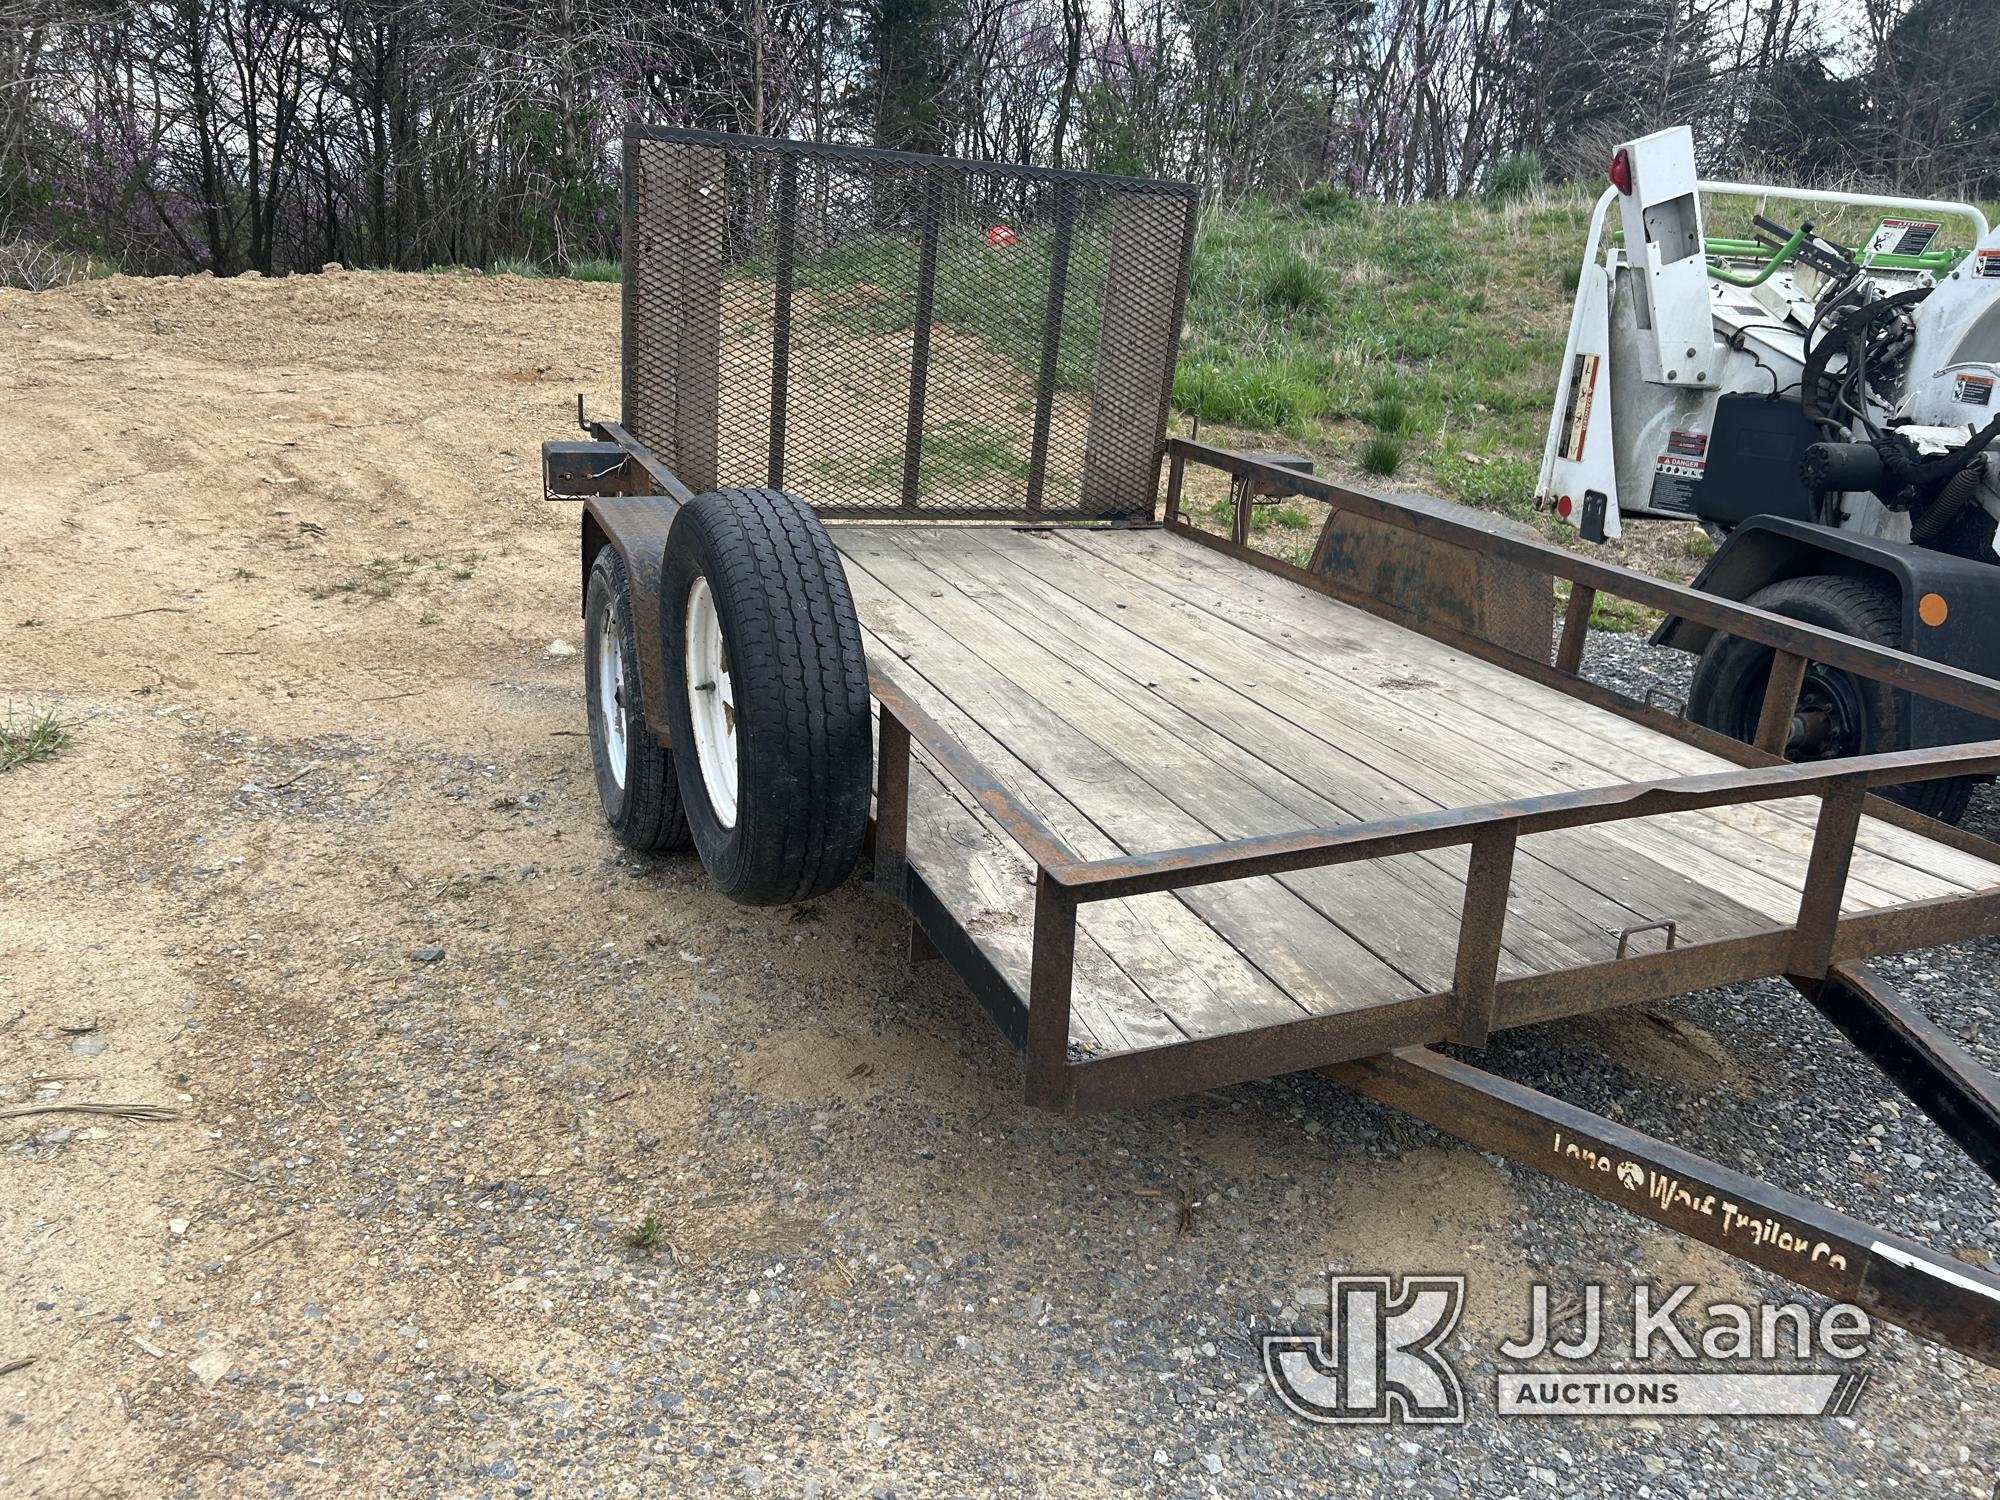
[660,489,872,906]
[683,576,740,828]
[581,546,689,852]
[596,591,629,791]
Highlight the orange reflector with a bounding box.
[1918,592,1949,627]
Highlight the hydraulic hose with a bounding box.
[1912,462,1983,546]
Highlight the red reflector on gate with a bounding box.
[1557,495,1574,518]
[1608,150,1632,196]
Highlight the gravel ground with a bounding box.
[4,273,1999,1498]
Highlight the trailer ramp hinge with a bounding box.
[1615,919,1679,959]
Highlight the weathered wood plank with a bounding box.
[849,565,1427,1020]
[1079,527,1995,905]
[1111,525,2000,894]
[902,750,1166,1055]
[935,523,1776,951]
[868,630,1298,1042]
[973,522,1828,922]
[844,528,1588,989]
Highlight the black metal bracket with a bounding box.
[1797,961,2000,1185]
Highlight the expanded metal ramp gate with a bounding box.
[620,126,1198,521]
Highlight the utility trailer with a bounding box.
[549,126,2000,1367]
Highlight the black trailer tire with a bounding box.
[1687,574,1974,825]
[584,546,691,851]
[659,488,872,905]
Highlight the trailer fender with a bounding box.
[1654,516,2000,750]
[579,493,683,746]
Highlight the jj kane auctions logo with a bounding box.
[1263,1274,1873,1423]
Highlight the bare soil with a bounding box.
[1,270,1992,1498]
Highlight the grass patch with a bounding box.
[1174,353,1334,431]
[1294,184,1357,221]
[1,706,71,772]
[1359,432,1404,477]
[863,421,1027,490]
[568,258,621,282]
[308,551,480,602]
[1260,251,1328,314]
[624,1212,665,1253]
[1169,187,1598,514]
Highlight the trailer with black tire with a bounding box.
[547,126,2000,1368]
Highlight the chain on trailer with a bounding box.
[619,126,1198,522]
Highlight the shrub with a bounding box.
[0,240,99,291]
[1369,390,1416,437]
[1486,151,1544,202]
[1294,183,1357,220]
[0,706,71,771]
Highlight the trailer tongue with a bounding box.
[549,125,2000,1366]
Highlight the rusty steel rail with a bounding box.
[1167,437,2000,731]
[1048,743,2000,903]
[590,418,698,504]
[1330,1047,2000,1367]
[1799,962,2000,1183]
[869,653,2000,1112]
[868,668,1074,875]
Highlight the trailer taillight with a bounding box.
[1608,150,1632,196]
[1557,495,1573,519]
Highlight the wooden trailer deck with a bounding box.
[838,521,2000,1091]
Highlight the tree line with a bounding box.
[2,0,1995,278]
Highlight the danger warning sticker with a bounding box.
[1868,218,1942,258]
[1649,451,1704,516]
[1976,249,2000,279]
[1954,371,1995,407]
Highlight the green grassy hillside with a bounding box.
[1171,187,1597,519]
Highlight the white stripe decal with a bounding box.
[1871,1241,2000,1303]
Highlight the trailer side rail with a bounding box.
[872,672,2000,1103]
[1168,438,2000,736]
